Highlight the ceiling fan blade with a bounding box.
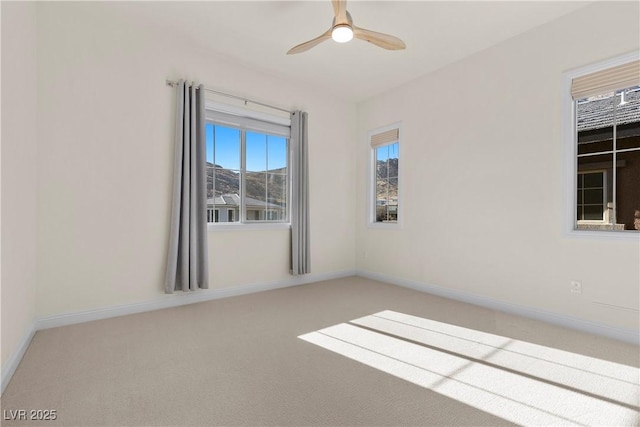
[353,26,406,50]
[332,0,349,25]
[287,29,332,55]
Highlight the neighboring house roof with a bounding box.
[207,193,283,209]
[577,88,640,132]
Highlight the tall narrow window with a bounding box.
[570,58,640,232]
[369,125,401,225]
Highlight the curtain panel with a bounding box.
[291,110,310,275]
[165,80,209,293]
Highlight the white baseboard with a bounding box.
[356,269,640,345]
[5,268,636,396]
[1,269,354,395]
[35,269,356,330]
[1,322,36,394]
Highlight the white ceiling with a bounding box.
[110,1,591,102]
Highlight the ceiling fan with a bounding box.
[287,0,406,55]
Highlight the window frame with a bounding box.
[205,104,292,232]
[367,122,402,229]
[562,51,639,240]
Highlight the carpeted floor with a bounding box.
[1,276,638,426]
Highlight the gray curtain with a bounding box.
[291,111,310,275]
[165,80,209,293]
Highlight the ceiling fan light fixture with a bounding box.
[331,24,353,43]
[287,0,405,54]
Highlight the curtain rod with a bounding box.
[166,79,292,114]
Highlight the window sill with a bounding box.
[564,228,640,241]
[208,222,291,232]
[576,222,625,231]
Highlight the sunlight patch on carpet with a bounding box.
[299,310,639,426]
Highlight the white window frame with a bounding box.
[368,122,402,229]
[206,102,292,231]
[562,51,639,240]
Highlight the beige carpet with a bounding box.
[1,276,638,426]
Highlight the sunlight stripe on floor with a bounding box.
[299,315,639,427]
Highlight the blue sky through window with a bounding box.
[206,123,287,172]
[376,142,398,162]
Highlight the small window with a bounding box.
[369,124,401,226]
[568,55,640,233]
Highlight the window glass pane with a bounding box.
[577,91,615,156]
[618,135,640,151]
[388,142,398,159]
[214,126,240,170]
[267,173,286,204]
[214,168,240,198]
[244,133,288,222]
[376,146,389,179]
[267,173,287,221]
[388,177,399,206]
[376,178,389,222]
[583,189,603,204]
[583,205,604,221]
[246,131,267,172]
[617,86,640,151]
[376,145,389,162]
[214,170,240,223]
[578,140,613,156]
[583,172,603,188]
[267,136,287,170]
[388,143,399,179]
[577,189,583,204]
[206,123,214,164]
[245,171,266,221]
[615,150,640,231]
[206,167,214,200]
[578,154,612,173]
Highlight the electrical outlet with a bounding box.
[570,280,582,294]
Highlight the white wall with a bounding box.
[1,2,38,367]
[356,1,640,331]
[35,2,355,317]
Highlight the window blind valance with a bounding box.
[370,128,399,148]
[571,60,640,99]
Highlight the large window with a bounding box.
[569,56,640,233]
[205,116,289,225]
[369,124,400,225]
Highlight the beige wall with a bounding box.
[35,2,356,317]
[356,2,640,330]
[1,2,38,367]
